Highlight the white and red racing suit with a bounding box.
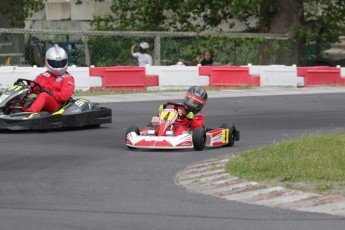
[25,71,75,113]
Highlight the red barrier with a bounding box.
[199,66,260,87]
[297,67,345,86]
[89,66,158,90]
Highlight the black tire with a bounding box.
[192,127,206,151]
[125,126,140,149]
[220,123,238,147]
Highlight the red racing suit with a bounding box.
[25,71,75,113]
[159,103,205,136]
[173,112,205,135]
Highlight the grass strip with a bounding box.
[226,132,345,196]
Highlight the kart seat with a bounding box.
[50,97,74,113]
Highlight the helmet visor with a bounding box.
[47,59,67,68]
[185,93,206,109]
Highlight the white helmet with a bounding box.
[139,42,149,49]
[45,44,68,75]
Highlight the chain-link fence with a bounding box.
[0,28,296,67]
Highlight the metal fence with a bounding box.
[0,28,296,67]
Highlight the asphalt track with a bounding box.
[1,88,345,230]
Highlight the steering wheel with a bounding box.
[163,102,190,118]
[15,78,44,94]
[165,102,188,111]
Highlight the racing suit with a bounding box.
[160,104,205,136]
[25,71,75,113]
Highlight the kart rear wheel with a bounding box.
[220,123,239,147]
[125,126,140,149]
[192,127,206,151]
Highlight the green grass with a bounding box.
[226,132,345,196]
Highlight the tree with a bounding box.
[4,0,341,65]
[300,0,345,58]
[90,0,344,62]
[0,0,45,28]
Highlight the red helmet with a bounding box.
[183,86,208,113]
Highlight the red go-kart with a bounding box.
[125,102,240,151]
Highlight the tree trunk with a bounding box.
[259,0,306,65]
[269,0,304,35]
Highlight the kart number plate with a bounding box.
[159,111,176,121]
[221,129,229,144]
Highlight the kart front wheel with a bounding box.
[220,123,239,147]
[192,127,206,151]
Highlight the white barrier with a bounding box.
[0,66,39,89]
[68,65,102,91]
[248,64,304,87]
[0,65,102,91]
[340,67,345,78]
[146,65,209,90]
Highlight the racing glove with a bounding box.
[41,88,53,96]
[32,85,40,93]
[46,90,53,96]
[186,111,194,119]
[159,104,164,111]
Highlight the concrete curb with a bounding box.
[175,155,345,217]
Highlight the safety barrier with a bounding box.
[249,65,304,87]
[1,65,345,91]
[146,65,209,90]
[297,66,345,86]
[199,66,260,87]
[89,66,158,90]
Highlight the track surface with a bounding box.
[1,93,345,230]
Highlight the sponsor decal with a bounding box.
[179,141,192,146]
[56,77,62,82]
[213,134,222,142]
[42,72,51,77]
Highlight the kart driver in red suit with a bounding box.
[159,86,208,135]
[24,44,75,113]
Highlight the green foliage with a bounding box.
[92,0,167,31]
[91,0,266,32]
[4,0,345,62]
[88,36,132,66]
[87,0,345,61]
[298,0,345,58]
[0,0,45,27]
[85,34,294,66]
